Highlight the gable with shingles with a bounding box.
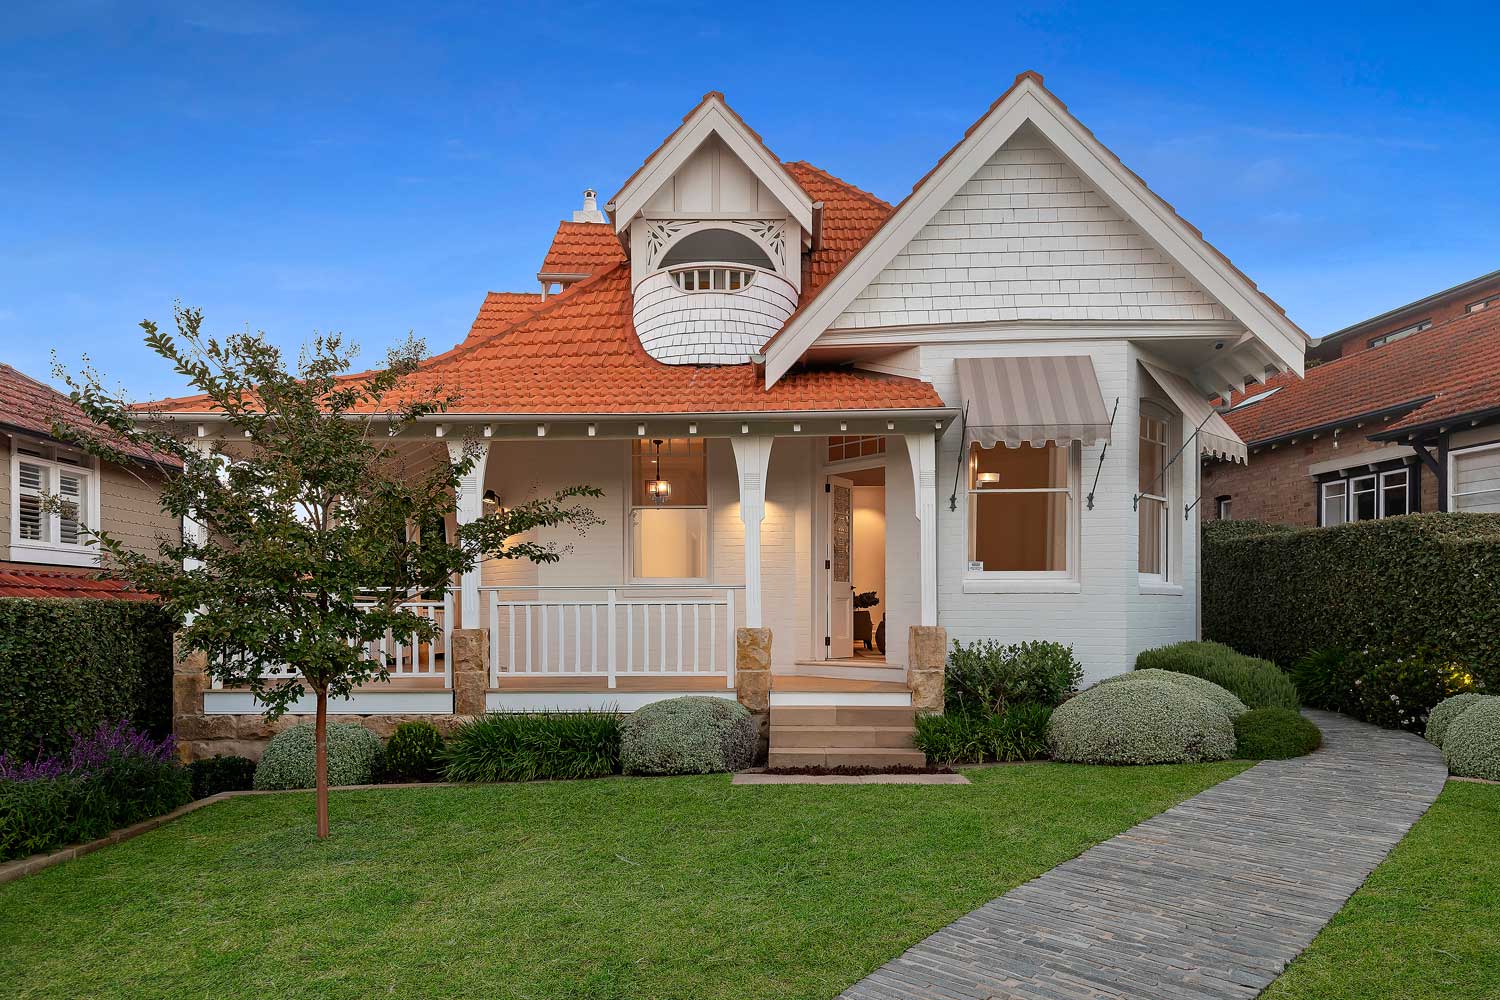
[831,123,1233,330]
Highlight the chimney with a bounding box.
[572,188,607,224]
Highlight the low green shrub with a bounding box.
[1426,693,1489,748]
[188,755,256,798]
[1233,708,1322,759]
[252,723,384,790]
[1351,652,1478,733]
[1135,641,1300,711]
[444,710,621,782]
[914,703,1052,766]
[1290,648,1361,714]
[1443,697,1500,781]
[0,721,191,861]
[383,721,445,782]
[620,697,757,776]
[945,639,1083,715]
[1047,677,1236,765]
[1102,668,1247,720]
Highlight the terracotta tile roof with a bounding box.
[538,222,626,277]
[1221,306,1500,445]
[393,264,944,414]
[458,291,544,347]
[0,562,152,601]
[784,161,895,306]
[1,363,179,467]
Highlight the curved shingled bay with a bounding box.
[838,711,1448,1000]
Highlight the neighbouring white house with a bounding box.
[159,72,1306,763]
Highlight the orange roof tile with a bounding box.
[784,161,894,307]
[538,222,626,277]
[459,291,544,347]
[0,562,153,601]
[1221,306,1500,445]
[2,363,179,467]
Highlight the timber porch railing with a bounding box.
[481,585,742,689]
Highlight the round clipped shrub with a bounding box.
[1100,669,1247,720]
[1425,692,1488,748]
[253,722,384,790]
[383,720,445,782]
[1233,708,1322,759]
[1047,678,1236,764]
[1443,697,1500,781]
[620,696,757,776]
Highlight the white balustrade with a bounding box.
[483,586,740,689]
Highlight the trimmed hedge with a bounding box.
[945,640,1083,715]
[443,710,621,782]
[1202,514,1500,685]
[620,697,757,776]
[1135,641,1301,711]
[0,598,175,759]
[1101,668,1248,720]
[1234,708,1322,759]
[1443,697,1500,781]
[1047,678,1237,764]
[188,755,256,798]
[253,723,385,790]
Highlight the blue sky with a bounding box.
[3,1,1498,399]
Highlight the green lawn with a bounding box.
[0,762,1245,1000]
[1263,780,1500,1000]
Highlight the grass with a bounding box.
[1264,780,1500,1000]
[0,761,1246,1000]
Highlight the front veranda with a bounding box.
[180,410,955,755]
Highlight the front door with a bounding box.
[826,475,854,658]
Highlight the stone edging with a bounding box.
[0,780,455,887]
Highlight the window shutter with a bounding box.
[58,471,84,545]
[17,461,46,541]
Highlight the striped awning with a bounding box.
[956,356,1112,448]
[1142,362,1248,464]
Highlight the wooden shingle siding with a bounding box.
[833,123,1232,330]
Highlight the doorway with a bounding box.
[824,465,886,661]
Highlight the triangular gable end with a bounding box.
[606,92,814,235]
[764,73,1308,386]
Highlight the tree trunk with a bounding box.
[315,686,329,839]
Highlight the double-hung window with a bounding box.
[1379,469,1410,517]
[1349,474,1378,521]
[1137,410,1170,579]
[10,442,97,565]
[1320,465,1416,524]
[1320,481,1348,526]
[966,441,1074,576]
[629,438,709,581]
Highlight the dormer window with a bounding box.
[671,266,755,293]
[658,228,774,270]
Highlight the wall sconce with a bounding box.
[975,472,1001,488]
[645,439,672,505]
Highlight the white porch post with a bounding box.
[904,432,938,627]
[447,439,490,628]
[729,435,774,628]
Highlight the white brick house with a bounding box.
[162,72,1307,762]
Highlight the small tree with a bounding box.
[53,306,600,838]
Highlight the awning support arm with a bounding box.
[947,402,970,512]
[1133,410,1216,511]
[1085,397,1120,511]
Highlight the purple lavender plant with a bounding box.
[0,721,177,782]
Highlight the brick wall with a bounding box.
[1201,433,1435,527]
[1314,275,1500,363]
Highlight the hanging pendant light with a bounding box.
[482,489,506,515]
[645,439,672,504]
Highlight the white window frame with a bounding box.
[1216,496,1232,520]
[9,439,102,567]
[1348,473,1379,522]
[1449,441,1500,513]
[962,440,1081,593]
[623,439,712,586]
[1137,405,1173,585]
[1378,468,1410,518]
[1320,480,1348,526]
[1368,319,1431,349]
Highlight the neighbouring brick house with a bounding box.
[0,363,180,599]
[1203,270,1500,525]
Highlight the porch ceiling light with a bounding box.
[482,489,507,515]
[645,439,672,505]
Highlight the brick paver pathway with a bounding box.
[838,711,1448,1000]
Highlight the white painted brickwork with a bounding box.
[632,269,798,365]
[833,124,1232,330]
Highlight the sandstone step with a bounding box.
[768,747,929,769]
[770,705,916,728]
[770,725,918,749]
